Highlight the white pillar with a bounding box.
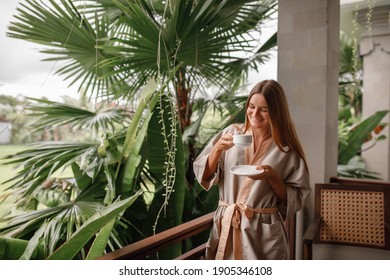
[278,0,340,259]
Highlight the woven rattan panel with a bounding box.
[320,189,385,246]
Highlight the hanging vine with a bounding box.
[151,89,179,236]
[346,1,375,118]
[151,0,181,237]
[365,0,375,35]
[351,4,361,87]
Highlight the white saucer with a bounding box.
[230,165,264,176]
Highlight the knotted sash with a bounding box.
[215,201,278,259]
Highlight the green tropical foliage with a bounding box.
[338,31,363,122]
[0,236,44,260]
[337,31,388,178]
[1,84,161,259]
[1,0,277,259]
[27,97,130,134]
[338,110,389,166]
[0,94,117,143]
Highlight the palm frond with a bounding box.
[2,142,102,198]
[26,97,130,134]
[0,194,105,258]
[8,0,277,100]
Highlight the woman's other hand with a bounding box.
[249,165,287,203]
[248,165,275,181]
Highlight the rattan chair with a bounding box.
[303,183,390,260]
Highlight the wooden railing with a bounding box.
[97,212,214,260]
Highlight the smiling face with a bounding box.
[246,93,270,130]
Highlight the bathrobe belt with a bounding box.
[215,200,278,260]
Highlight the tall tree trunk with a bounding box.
[175,70,196,189]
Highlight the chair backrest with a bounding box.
[314,183,390,251]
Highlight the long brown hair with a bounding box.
[244,80,309,173]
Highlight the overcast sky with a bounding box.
[0,1,277,102]
[0,0,81,101]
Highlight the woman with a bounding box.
[193,80,311,260]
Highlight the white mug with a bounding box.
[233,134,252,148]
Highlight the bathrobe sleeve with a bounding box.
[281,156,311,219]
[193,130,224,190]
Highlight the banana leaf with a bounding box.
[85,218,116,260]
[0,237,44,260]
[338,110,389,165]
[118,79,160,194]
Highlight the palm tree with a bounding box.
[9,0,276,129]
[1,0,277,259]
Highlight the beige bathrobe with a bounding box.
[193,124,311,260]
